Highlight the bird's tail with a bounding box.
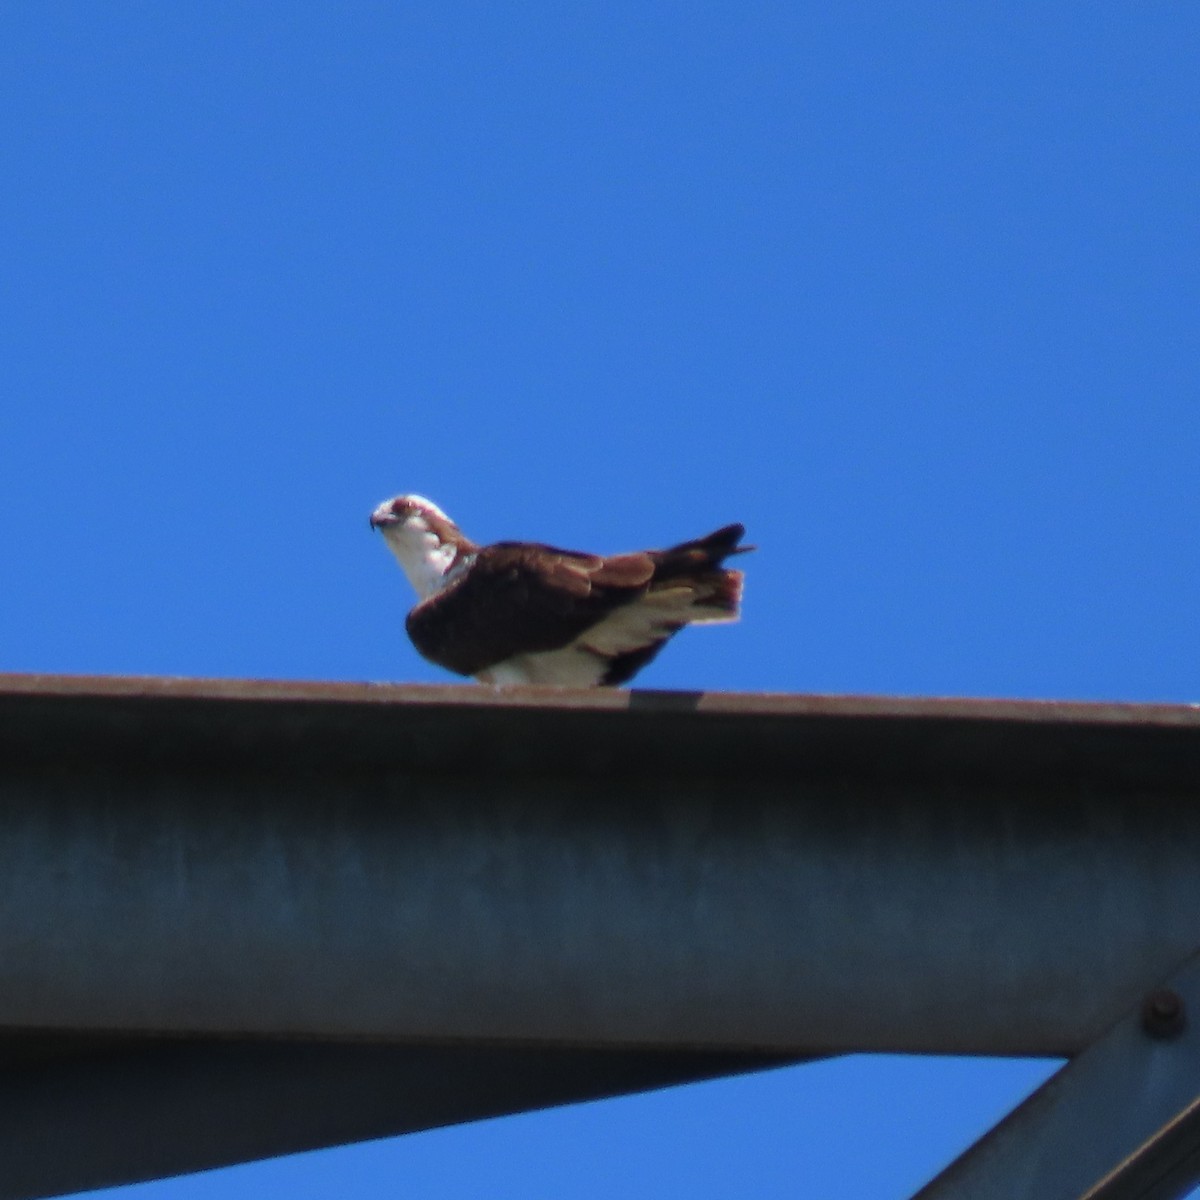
[648,524,752,622]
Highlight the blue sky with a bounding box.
[2,3,1197,1196]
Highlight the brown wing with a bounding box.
[405,542,655,677]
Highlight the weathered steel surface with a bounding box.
[1,674,1200,1056]
[4,674,1200,1198]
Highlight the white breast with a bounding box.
[381,519,460,601]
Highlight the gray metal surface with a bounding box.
[914,951,1200,1200]
[4,674,1200,1197]
[3,674,1200,1056]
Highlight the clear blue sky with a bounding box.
[2,3,1197,1196]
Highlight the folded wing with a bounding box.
[406,525,749,684]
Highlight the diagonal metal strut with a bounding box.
[916,950,1200,1200]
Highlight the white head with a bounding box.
[369,494,471,600]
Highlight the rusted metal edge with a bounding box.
[2,670,1199,725]
[6,671,1200,793]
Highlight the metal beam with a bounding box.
[0,1033,789,1200]
[914,951,1200,1200]
[3,675,1200,1056]
[4,674,1200,1195]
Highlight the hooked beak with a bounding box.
[369,507,399,531]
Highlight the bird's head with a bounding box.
[369,494,455,533]
[370,494,470,599]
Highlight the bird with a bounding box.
[369,495,752,687]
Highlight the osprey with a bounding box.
[369,495,751,687]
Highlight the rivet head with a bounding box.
[1142,989,1187,1040]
